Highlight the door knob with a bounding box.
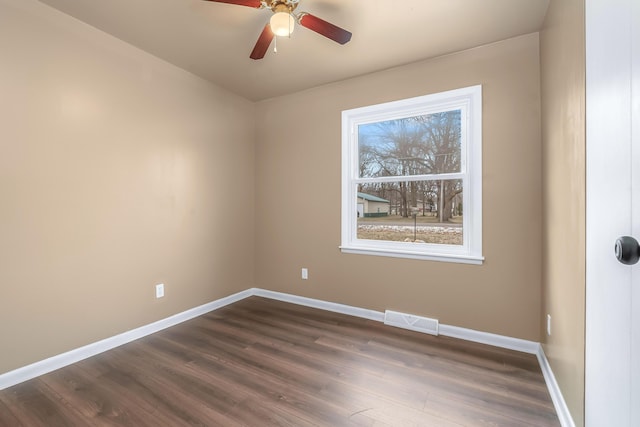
[615,236,640,265]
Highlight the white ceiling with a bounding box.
[37,0,550,101]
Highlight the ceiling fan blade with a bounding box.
[250,24,275,60]
[201,0,262,8]
[299,13,352,45]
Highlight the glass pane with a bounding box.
[358,110,462,178]
[356,180,463,245]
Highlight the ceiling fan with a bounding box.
[202,0,352,60]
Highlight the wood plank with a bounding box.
[0,296,561,426]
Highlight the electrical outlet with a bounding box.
[156,283,165,299]
[547,314,551,336]
[301,268,308,280]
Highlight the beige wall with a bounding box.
[0,0,254,374]
[255,34,543,341]
[540,0,586,425]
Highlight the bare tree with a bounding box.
[358,110,463,221]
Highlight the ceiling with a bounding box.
[37,0,550,101]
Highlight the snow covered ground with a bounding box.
[357,224,462,244]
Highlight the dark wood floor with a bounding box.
[0,297,560,426]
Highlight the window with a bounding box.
[341,85,483,264]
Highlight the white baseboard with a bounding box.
[0,287,575,427]
[438,324,540,354]
[254,289,540,353]
[537,345,576,427]
[0,289,253,391]
[251,288,385,321]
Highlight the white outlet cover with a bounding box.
[301,268,308,280]
[156,283,165,298]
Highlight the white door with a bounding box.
[585,0,639,425]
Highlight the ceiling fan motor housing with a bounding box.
[266,0,299,13]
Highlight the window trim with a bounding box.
[340,85,483,264]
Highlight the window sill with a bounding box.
[339,245,484,265]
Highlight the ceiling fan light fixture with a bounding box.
[203,0,352,59]
[270,11,295,36]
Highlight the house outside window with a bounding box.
[341,85,483,264]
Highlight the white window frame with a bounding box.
[340,85,483,264]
